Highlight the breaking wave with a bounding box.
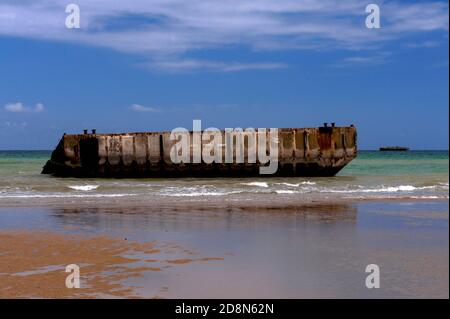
[1,180,447,201]
[68,185,99,191]
[241,182,269,188]
[276,182,316,187]
[275,190,297,194]
[162,191,242,197]
[322,185,440,193]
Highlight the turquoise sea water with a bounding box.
[0,150,448,206]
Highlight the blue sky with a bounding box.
[0,0,448,150]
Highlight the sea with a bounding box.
[0,150,448,207]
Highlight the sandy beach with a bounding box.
[0,199,448,298]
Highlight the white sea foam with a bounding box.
[438,182,449,189]
[410,196,444,199]
[241,182,269,188]
[68,185,99,191]
[321,185,436,193]
[162,190,242,197]
[377,185,416,192]
[276,181,316,187]
[275,190,297,194]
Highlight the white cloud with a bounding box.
[341,56,384,65]
[149,60,287,72]
[130,104,160,113]
[0,1,447,71]
[334,51,392,67]
[4,102,45,113]
[4,102,27,113]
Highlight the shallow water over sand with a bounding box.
[0,201,448,298]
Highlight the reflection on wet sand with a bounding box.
[0,201,447,298]
[0,231,224,298]
[50,203,358,233]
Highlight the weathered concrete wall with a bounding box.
[42,126,357,177]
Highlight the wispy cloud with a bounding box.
[0,1,448,72]
[130,104,160,113]
[4,121,27,128]
[149,59,287,72]
[406,40,441,48]
[4,102,45,113]
[334,51,392,67]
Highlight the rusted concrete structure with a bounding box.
[42,125,357,177]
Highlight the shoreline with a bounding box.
[0,199,448,298]
[0,195,447,211]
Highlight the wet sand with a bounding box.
[0,200,448,298]
[0,231,224,298]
